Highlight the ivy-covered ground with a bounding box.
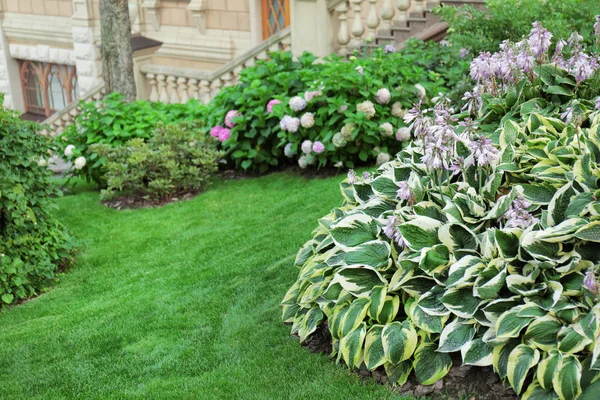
[0,173,412,400]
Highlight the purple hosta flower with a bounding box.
[461,91,483,115]
[355,66,364,75]
[516,42,535,74]
[421,141,451,171]
[568,52,596,83]
[449,156,474,176]
[383,216,407,248]
[298,155,309,169]
[493,41,519,83]
[312,141,325,154]
[210,125,224,138]
[380,122,394,137]
[289,96,307,112]
[376,152,391,166]
[468,135,499,167]
[304,90,322,102]
[528,22,552,58]
[552,39,567,68]
[440,40,451,47]
[403,101,431,138]
[300,112,315,129]
[280,115,300,133]
[584,270,599,295]
[376,88,391,105]
[384,44,396,54]
[504,196,538,229]
[267,99,281,113]
[396,127,411,142]
[458,118,479,140]
[362,171,373,182]
[561,107,574,124]
[284,143,294,158]
[391,102,404,117]
[568,32,584,51]
[218,128,231,142]
[470,52,494,82]
[301,140,313,155]
[595,97,600,111]
[396,181,413,203]
[357,100,376,119]
[347,169,356,184]
[225,110,241,128]
[460,48,469,58]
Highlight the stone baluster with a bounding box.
[157,74,170,103]
[69,108,79,125]
[199,80,211,104]
[413,0,424,12]
[167,75,180,104]
[188,79,199,100]
[349,0,365,51]
[177,77,189,103]
[365,0,379,40]
[268,42,280,53]
[147,73,159,102]
[396,0,411,23]
[233,66,243,85]
[210,78,222,99]
[380,0,395,30]
[336,2,350,56]
[53,118,64,136]
[62,112,73,128]
[221,72,233,87]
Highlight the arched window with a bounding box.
[18,60,79,118]
[262,0,290,40]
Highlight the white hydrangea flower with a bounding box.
[74,156,86,170]
[396,127,411,141]
[357,100,376,119]
[375,88,391,105]
[376,152,391,166]
[284,143,294,158]
[38,157,47,167]
[300,112,315,129]
[332,132,347,148]
[415,84,427,99]
[341,123,355,139]
[391,102,405,118]
[380,122,394,137]
[64,144,75,157]
[298,155,309,169]
[301,140,313,155]
[289,96,307,112]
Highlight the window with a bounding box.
[262,0,290,40]
[18,60,79,118]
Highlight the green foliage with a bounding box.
[0,107,77,306]
[90,123,223,201]
[282,60,600,398]
[208,43,470,172]
[56,93,207,185]
[437,0,600,54]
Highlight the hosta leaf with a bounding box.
[493,339,520,379]
[566,192,595,218]
[537,350,561,390]
[521,231,561,261]
[401,276,436,297]
[329,304,349,339]
[377,295,400,324]
[523,315,562,351]
[553,355,582,400]
[507,344,540,394]
[474,261,507,299]
[343,240,391,270]
[438,319,476,353]
[418,245,450,276]
[413,342,452,385]
[368,286,386,320]
[417,286,450,317]
[496,308,535,340]
[495,229,520,260]
[406,300,447,334]
[382,321,418,364]
[521,183,558,205]
[333,266,386,298]
[440,287,482,319]
[461,338,494,366]
[298,308,324,342]
[370,176,399,198]
[330,214,379,249]
[485,188,519,220]
[339,324,366,369]
[522,379,560,400]
[384,360,413,386]
[557,325,593,354]
[364,325,385,370]
[547,183,576,226]
[500,120,520,147]
[580,379,600,400]
[398,217,442,251]
[340,298,370,337]
[535,218,588,242]
[574,221,600,242]
[438,223,478,254]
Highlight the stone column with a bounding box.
[72,0,103,98]
[290,0,333,58]
[0,7,24,111]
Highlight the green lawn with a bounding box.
[0,172,409,400]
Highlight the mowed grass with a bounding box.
[0,172,410,400]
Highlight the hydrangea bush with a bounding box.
[282,22,600,399]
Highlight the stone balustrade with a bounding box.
[42,85,105,137]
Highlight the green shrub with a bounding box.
[210,42,470,172]
[438,0,600,54]
[0,106,77,306]
[90,122,223,201]
[282,23,600,399]
[57,93,207,185]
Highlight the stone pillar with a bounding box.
[0,7,24,111]
[72,0,103,98]
[290,0,333,58]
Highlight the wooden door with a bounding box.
[261,0,290,40]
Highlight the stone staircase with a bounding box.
[372,0,486,50]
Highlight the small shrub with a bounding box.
[90,122,223,202]
[282,22,600,399]
[57,93,207,185]
[0,105,77,306]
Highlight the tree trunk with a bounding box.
[100,0,137,101]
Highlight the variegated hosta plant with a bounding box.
[282,21,600,400]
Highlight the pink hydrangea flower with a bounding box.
[267,99,281,113]
[218,128,231,142]
[225,110,241,128]
[210,125,224,137]
[312,141,325,154]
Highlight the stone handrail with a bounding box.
[42,84,105,137]
[138,27,292,104]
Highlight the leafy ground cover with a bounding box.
[0,173,411,400]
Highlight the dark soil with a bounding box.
[102,191,200,210]
[300,323,518,400]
